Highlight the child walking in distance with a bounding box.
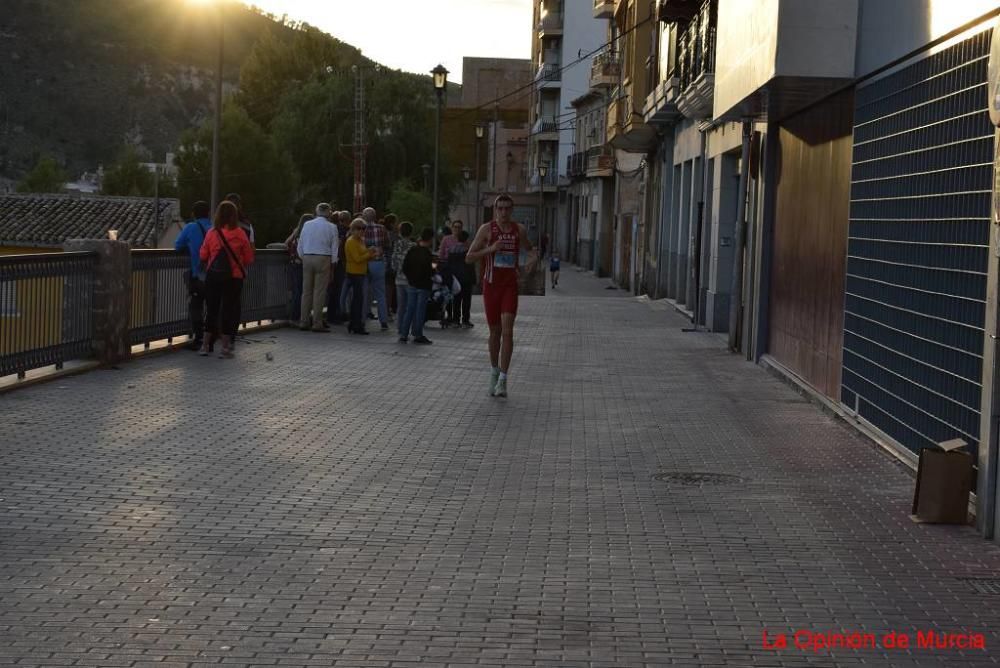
[465,193,535,397]
[549,254,560,288]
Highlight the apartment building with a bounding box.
[527,0,605,252]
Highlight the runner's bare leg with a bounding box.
[500,312,516,373]
[489,323,502,369]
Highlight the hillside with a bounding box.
[0,0,363,182]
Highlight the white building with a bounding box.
[527,0,605,253]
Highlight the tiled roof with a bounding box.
[0,193,181,248]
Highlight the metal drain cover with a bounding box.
[654,472,745,485]
[960,578,1000,595]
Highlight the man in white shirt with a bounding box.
[298,202,340,332]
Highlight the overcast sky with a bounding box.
[243,0,533,83]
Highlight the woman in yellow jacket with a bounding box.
[344,219,377,334]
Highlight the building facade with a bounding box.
[527,0,605,252]
[565,0,1000,539]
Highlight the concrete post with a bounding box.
[63,239,132,366]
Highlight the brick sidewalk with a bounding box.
[2,267,1000,667]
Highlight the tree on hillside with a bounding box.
[268,68,459,216]
[238,27,361,130]
[16,156,67,194]
[101,146,177,198]
[174,104,299,244]
[386,181,432,235]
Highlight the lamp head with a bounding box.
[431,64,449,91]
[462,166,472,181]
[475,124,485,139]
[538,163,548,178]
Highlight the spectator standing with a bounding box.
[345,219,377,335]
[174,200,213,350]
[331,210,352,322]
[384,214,399,317]
[549,253,561,288]
[448,230,475,327]
[399,227,435,345]
[362,207,391,330]
[199,201,255,358]
[392,221,416,339]
[225,193,255,246]
[297,203,339,332]
[437,220,464,324]
[285,213,311,323]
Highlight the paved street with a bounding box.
[2,267,1000,667]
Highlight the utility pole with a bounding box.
[492,100,499,190]
[210,10,223,213]
[352,65,367,214]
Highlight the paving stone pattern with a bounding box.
[2,268,1000,667]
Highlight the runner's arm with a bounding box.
[465,224,496,263]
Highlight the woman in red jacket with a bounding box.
[199,201,255,358]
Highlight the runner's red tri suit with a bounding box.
[481,220,521,326]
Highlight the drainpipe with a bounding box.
[727,120,753,353]
[691,123,711,326]
[655,135,671,299]
[977,123,1000,540]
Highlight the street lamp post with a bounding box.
[537,162,548,253]
[431,64,449,252]
[421,163,431,194]
[210,8,224,212]
[461,165,472,227]
[474,124,485,230]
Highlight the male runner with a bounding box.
[466,193,535,397]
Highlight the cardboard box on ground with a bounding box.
[911,439,974,524]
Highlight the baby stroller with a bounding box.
[426,261,461,328]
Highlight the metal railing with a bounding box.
[0,251,97,379]
[677,0,716,91]
[586,146,614,172]
[537,12,563,33]
[537,63,562,82]
[242,250,293,324]
[130,249,293,347]
[591,50,622,82]
[130,250,191,346]
[1,247,295,380]
[566,151,587,178]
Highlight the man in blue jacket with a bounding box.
[174,201,212,350]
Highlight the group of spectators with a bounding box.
[285,205,477,345]
[175,196,480,355]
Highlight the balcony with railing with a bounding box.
[537,11,563,37]
[531,116,560,143]
[566,151,587,181]
[643,25,681,126]
[590,50,621,90]
[594,0,614,19]
[586,145,614,178]
[535,62,562,89]
[608,86,657,152]
[528,168,560,193]
[675,0,716,120]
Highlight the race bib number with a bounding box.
[494,251,516,269]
